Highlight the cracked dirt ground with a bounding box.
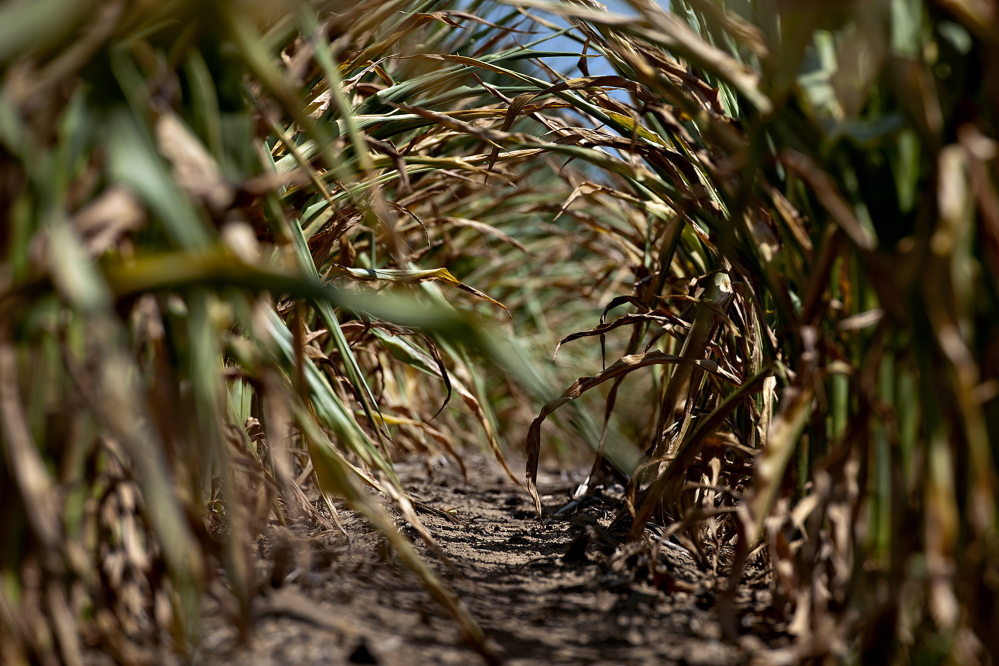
[194,455,790,665]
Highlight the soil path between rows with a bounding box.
[197,455,789,665]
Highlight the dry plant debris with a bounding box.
[1,0,997,664]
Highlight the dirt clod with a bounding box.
[197,456,789,665]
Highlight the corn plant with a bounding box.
[1,0,997,663]
[512,0,999,660]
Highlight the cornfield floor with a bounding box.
[179,456,786,666]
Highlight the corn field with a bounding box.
[1,0,997,663]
